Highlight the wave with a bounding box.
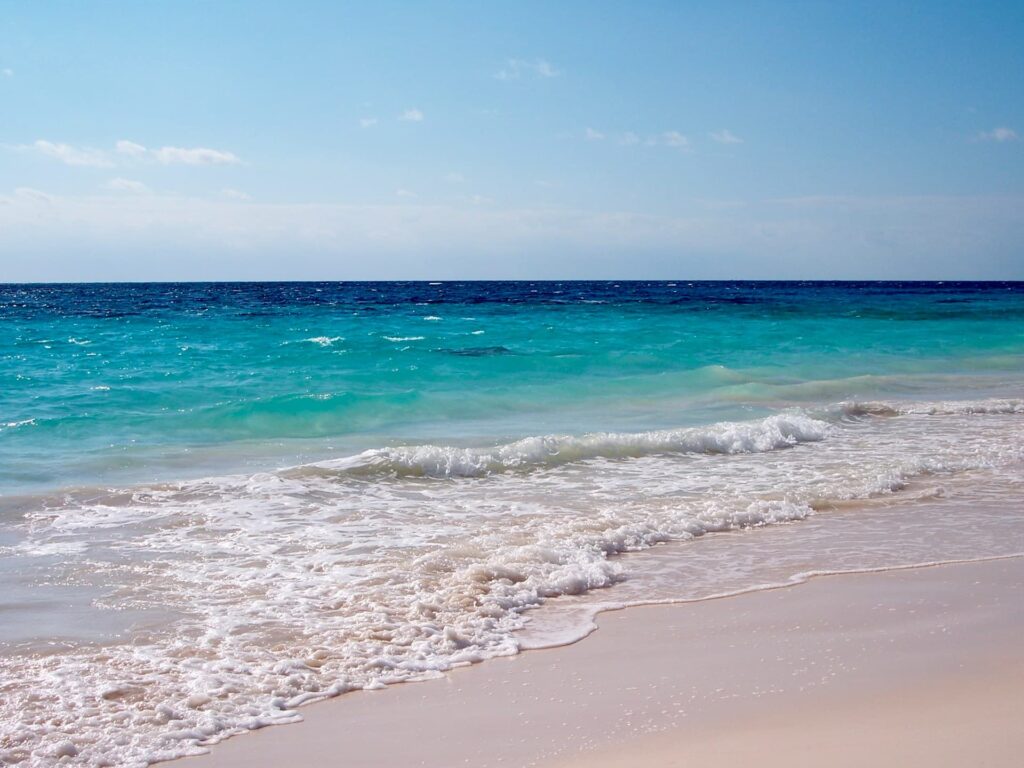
[0,418,36,432]
[292,412,833,479]
[4,395,1024,766]
[285,397,1024,481]
[840,398,1024,417]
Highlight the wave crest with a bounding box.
[295,413,833,479]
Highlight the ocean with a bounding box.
[1,281,1023,766]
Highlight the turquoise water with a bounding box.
[3,281,1023,492]
[2,281,1024,768]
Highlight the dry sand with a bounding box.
[179,556,1024,768]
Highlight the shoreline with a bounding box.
[178,553,1024,768]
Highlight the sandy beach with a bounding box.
[6,1,1024,763]
[179,555,1024,768]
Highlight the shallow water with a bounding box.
[1,282,1022,767]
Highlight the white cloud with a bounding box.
[396,188,417,198]
[662,131,690,149]
[606,131,691,149]
[116,139,240,165]
[359,117,378,128]
[105,177,149,194]
[220,188,251,201]
[585,127,605,141]
[13,187,54,203]
[494,58,560,81]
[29,140,112,167]
[976,127,1018,143]
[710,129,743,144]
[399,108,424,122]
[444,172,465,183]
[152,145,240,165]
[534,60,558,78]
[116,140,148,157]
[14,138,240,167]
[2,68,12,78]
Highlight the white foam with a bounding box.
[305,412,833,478]
[0,418,36,430]
[1,397,1023,767]
[842,398,1024,417]
[302,336,345,346]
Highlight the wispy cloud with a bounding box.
[150,145,240,165]
[359,117,378,128]
[12,138,240,167]
[119,140,240,165]
[220,188,251,201]
[2,68,12,78]
[976,126,1018,143]
[396,188,417,198]
[494,58,560,81]
[13,187,54,203]
[105,177,149,194]
[399,108,424,122]
[710,129,743,144]
[661,131,690,149]
[116,140,147,158]
[588,130,691,149]
[444,172,465,183]
[26,140,113,167]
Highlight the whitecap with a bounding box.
[303,336,345,346]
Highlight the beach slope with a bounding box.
[181,556,1024,768]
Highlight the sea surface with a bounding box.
[1,281,1023,767]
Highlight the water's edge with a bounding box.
[166,544,1024,766]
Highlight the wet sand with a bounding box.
[179,556,1024,768]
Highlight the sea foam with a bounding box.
[301,412,832,479]
[1,399,1023,767]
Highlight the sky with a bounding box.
[1,0,1022,281]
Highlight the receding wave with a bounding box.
[839,398,1024,417]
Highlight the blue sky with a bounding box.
[1,1,1022,280]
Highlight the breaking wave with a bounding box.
[295,412,833,479]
